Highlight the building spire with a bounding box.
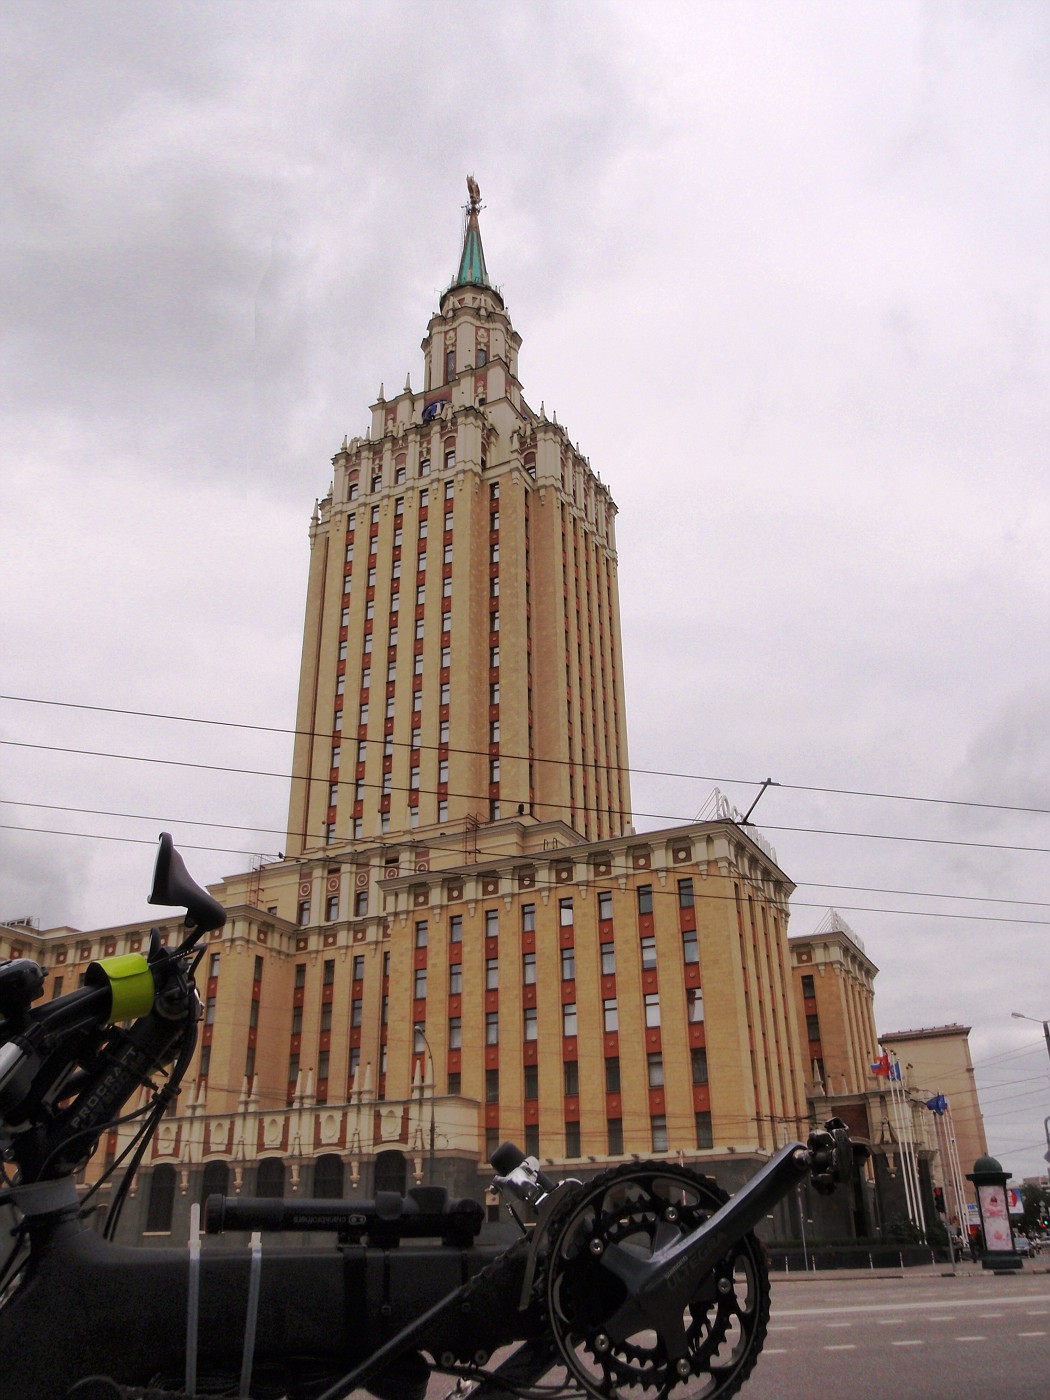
[453,174,490,289]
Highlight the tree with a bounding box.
[1019,1182,1050,1234]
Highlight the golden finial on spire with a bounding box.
[467,174,481,212]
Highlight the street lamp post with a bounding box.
[1011,1012,1050,1161]
[413,1024,436,1185]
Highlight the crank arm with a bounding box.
[598,1136,832,1349]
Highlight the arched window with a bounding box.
[256,1157,285,1199]
[200,1159,229,1206]
[374,1149,406,1197]
[145,1163,176,1233]
[313,1154,344,1200]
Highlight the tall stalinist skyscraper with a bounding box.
[286,179,632,858]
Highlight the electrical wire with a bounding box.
[5,736,1050,859]
[5,691,1050,819]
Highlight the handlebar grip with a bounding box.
[490,1140,556,1194]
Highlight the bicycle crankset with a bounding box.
[540,1163,770,1400]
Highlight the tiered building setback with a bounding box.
[2,183,987,1248]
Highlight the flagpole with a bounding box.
[932,1105,957,1272]
[900,1068,928,1237]
[887,1065,917,1228]
[944,1103,970,1250]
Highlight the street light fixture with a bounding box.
[413,1023,436,1185]
[1011,1012,1050,1164]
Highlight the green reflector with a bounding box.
[86,953,155,1022]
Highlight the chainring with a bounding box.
[540,1163,769,1400]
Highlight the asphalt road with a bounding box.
[740,1267,1050,1400]
[406,1264,1049,1400]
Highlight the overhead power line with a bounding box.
[4,821,1050,928]
[6,798,1047,915]
[4,691,1050,819]
[5,738,1050,858]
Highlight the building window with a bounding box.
[486,957,499,991]
[291,1006,303,1036]
[806,1014,821,1040]
[524,1064,539,1100]
[682,929,699,965]
[640,936,657,971]
[521,903,535,933]
[413,967,427,999]
[484,909,498,937]
[486,1068,500,1103]
[352,955,364,982]
[415,920,428,948]
[651,1115,668,1153]
[449,915,462,943]
[561,946,575,981]
[559,898,574,927]
[603,998,618,1033]
[562,1003,578,1037]
[601,944,616,976]
[564,1060,579,1096]
[486,1012,499,1045]
[695,1111,714,1150]
[351,999,363,1027]
[320,1005,332,1033]
[598,890,613,921]
[678,878,694,909]
[644,993,661,1028]
[294,964,306,989]
[801,974,815,998]
[647,1052,664,1088]
[448,963,462,995]
[523,1007,537,1041]
[637,885,653,916]
[449,1016,462,1049]
[605,1056,620,1094]
[297,900,310,926]
[145,1164,176,1233]
[607,1118,623,1155]
[691,1047,709,1085]
[444,447,456,470]
[565,1121,581,1158]
[448,1071,461,1094]
[325,894,339,921]
[354,890,368,917]
[687,987,704,1023]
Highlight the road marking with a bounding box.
[775,1295,1049,1319]
[767,1325,796,1332]
[891,1340,924,1347]
[877,1318,902,1326]
[955,1336,986,1342]
[979,1312,1004,1319]
[1025,1308,1049,1315]
[927,1315,953,1321]
[826,1322,852,1329]
[824,1344,856,1351]
[764,1347,789,1354]
[1017,1330,1047,1337]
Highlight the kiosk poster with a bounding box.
[978,1183,1013,1251]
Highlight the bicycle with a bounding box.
[0,833,852,1399]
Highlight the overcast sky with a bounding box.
[2,2,1048,1183]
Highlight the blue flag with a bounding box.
[925,1094,948,1115]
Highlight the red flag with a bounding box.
[870,1053,891,1077]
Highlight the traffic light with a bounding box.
[933,1186,946,1215]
